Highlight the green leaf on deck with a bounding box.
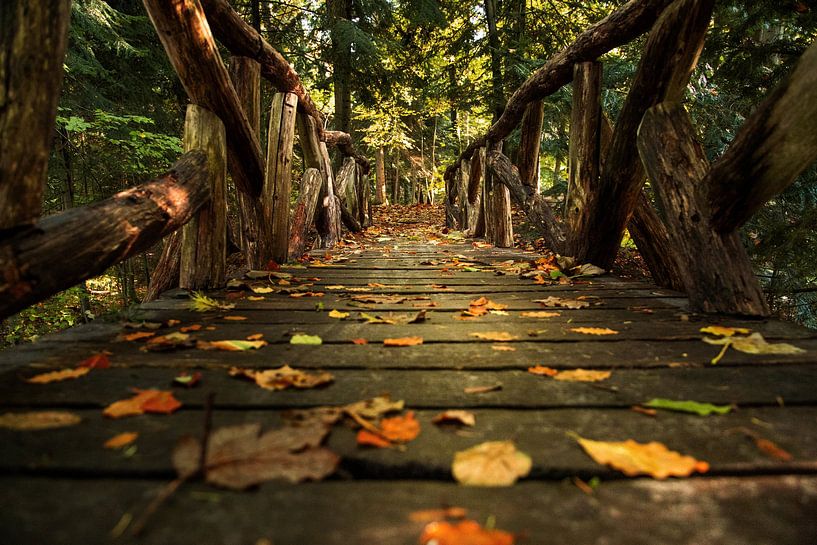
[644,398,732,416]
[290,334,323,345]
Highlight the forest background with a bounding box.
[2,0,816,346]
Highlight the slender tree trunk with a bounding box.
[0,0,72,230]
[328,0,353,135]
[484,0,504,122]
[375,147,387,204]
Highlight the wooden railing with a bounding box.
[0,0,373,320]
[444,0,817,317]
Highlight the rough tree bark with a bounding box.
[297,113,340,247]
[375,147,387,204]
[575,0,714,268]
[565,61,602,257]
[707,40,817,233]
[628,193,686,292]
[288,168,322,258]
[228,56,264,268]
[444,0,675,182]
[262,92,299,264]
[484,141,514,247]
[488,151,566,254]
[179,105,227,290]
[517,100,545,194]
[142,0,264,198]
[144,232,181,302]
[0,0,72,230]
[1,151,211,320]
[637,102,769,316]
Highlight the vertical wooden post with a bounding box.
[228,56,264,268]
[458,159,471,230]
[0,0,72,230]
[484,141,513,247]
[288,168,323,258]
[262,92,298,264]
[375,147,387,204]
[296,113,341,248]
[517,100,545,194]
[566,61,603,257]
[468,149,486,238]
[180,105,227,289]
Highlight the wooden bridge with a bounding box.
[3,0,817,543]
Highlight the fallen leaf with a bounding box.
[345,395,405,420]
[533,296,590,309]
[104,432,139,449]
[197,339,268,351]
[644,398,732,416]
[384,336,423,347]
[520,311,561,318]
[352,338,368,345]
[25,367,90,384]
[290,334,323,345]
[452,440,532,486]
[753,437,793,461]
[351,294,407,304]
[700,325,751,337]
[432,410,476,427]
[469,332,519,342]
[165,319,182,327]
[247,296,265,301]
[143,332,195,352]
[189,291,235,312]
[229,365,334,391]
[464,384,502,394]
[290,291,324,298]
[569,327,619,336]
[553,369,611,382]
[576,436,709,479]
[179,324,203,333]
[408,507,468,522]
[173,371,202,388]
[704,332,805,364]
[328,309,350,319]
[223,315,248,321]
[630,405,658,417]
[491,344,516,351]
[172,423,338,489]
[78,352,111,368]
[0,411,81,430]
[527,365,558,377]
[419,520,514,545]
[250,286,275,294]
[246,333,264,341]
[570,263,606,277]
[356,429,393,448]
[380,411,421,442]
[103,389,182,418]
[118,331,156,342]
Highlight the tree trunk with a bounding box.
[575,0,714,268]
[628,192,686,292]
[375,147,387,204]
[484,141,513,247]
[458,160,471,230]
[356,164,368,227]
[488,151,566,254]
[228,56,264,268]
[328,0,353,135]
[0,0,71,230]
[288,169,322,259]
[1,151,211,320]
[179,105,227,290]
[517,100,545,194]
[142,0,264,199]
[637,102,768,316]
[393,151,400,204]
[262,92,299,264]
[707,39,817,233]
[565,61,603,257]
[484,0,504,121]
[444,0,676,183]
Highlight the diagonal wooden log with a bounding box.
[637,103,769,316]
[628,192,686,292]
[707,40,817,234]
[199,0,370,174]
[0,151,211,320]
[142,0,264,199]
[444,0,675,183]
[488,151,566,254]
[288,169,322,259]
[575,0,714,268]
[0,0,72,230]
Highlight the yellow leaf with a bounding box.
[491,344,516,352]
[700,325,751,337]
[25,367,90,384]
[520,311,561,318]
[229,365,334,390]
[569,327,619,336]
[469,332,519,342]
[104,432,139,449]
[328,309,350,319]
[527,365,558,376]
[703,332,805,364]
[576,437,709,479]
[383,336,423,347]
[222,315,248,321]
[452,441,532,486]
[553,369,611,382]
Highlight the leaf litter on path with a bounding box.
[229,365,334,391]
[452,440,532,486]
[574,435,709,479]
[103,389,182,418]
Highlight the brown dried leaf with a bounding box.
[491,344,516,352]
[520,311,561,318]
[0,411,81,430]
[103,389,182,418]
[527,365,558,377]
[419,520,515,545]
[553,369,611,382]
[408,506,468,523]
[351,294,407,304]
[118,331,156,342]
[228,365,334,391]
[383,336,423,347]
[344,395,405,420]
[104,432,139,449]
[569,327,619,336]
[452,440,532,486]
[432,410,476,427]
[576,436,710,479]
[25,367,90,384]
[464,384,502,394]
[469,332,519,342]
[533,296,590,309]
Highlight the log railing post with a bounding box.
[484,141,513,247]
[565,61,603,257]
[637,102,769,316]
[458,160,471,230]
[228,55,265,268]
[517,100,545,194]
[180,105,227,290]
[288,168,323,258]
[262,92,299,264]
[0,0,72,230]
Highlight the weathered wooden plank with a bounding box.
[3,476,816,545]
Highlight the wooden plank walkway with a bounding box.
[2,227,817,544]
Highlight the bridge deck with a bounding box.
[2,224,817,544]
